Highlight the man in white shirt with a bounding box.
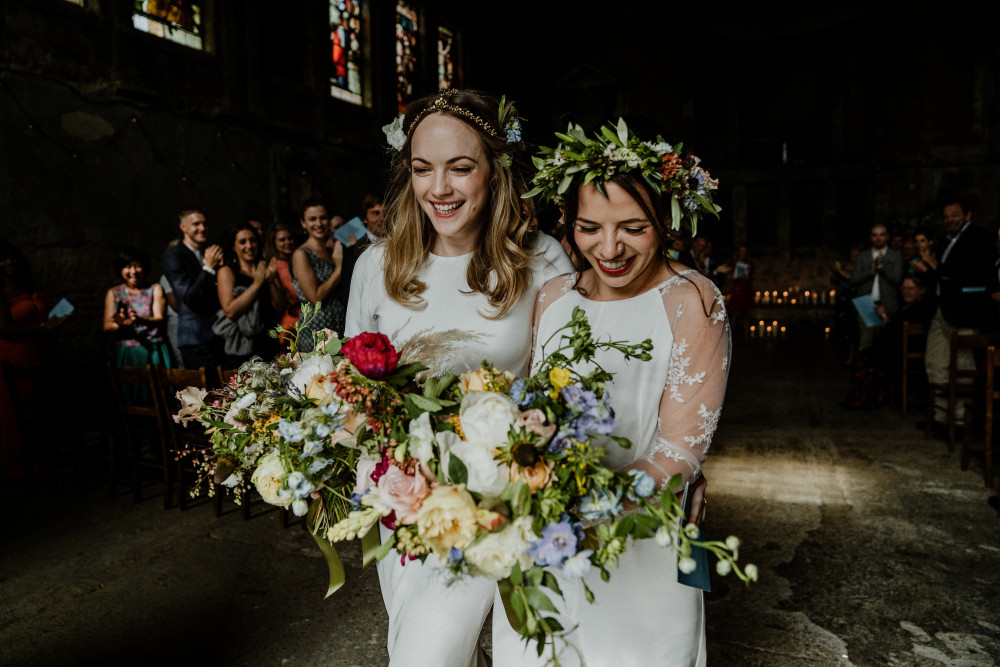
[849,224,903,351]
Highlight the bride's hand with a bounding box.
[687,475,708,526]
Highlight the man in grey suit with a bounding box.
[849,224,903,351]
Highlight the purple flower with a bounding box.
[448,547,464,565]
[578,399,616,435]
[561,385,598,414]
[528,516,583,567]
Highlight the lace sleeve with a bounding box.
[529,274,578,368]
[630,274,731,489]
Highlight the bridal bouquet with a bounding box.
[174,304,756,661]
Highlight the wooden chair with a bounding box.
[926,333,1000,450]
[154,366,218,511]
[960,346,999,488]
[900,322,926,415]
[107,363,172,508]
[217,366,238,387]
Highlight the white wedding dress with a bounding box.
[345,235,574,667]
[492,269,730,667]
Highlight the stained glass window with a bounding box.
[437,26,455,91]
[395,2,418,112]
[330,0,365,105]
[132,1,203,51]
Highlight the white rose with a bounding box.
[465,517,536,580]
[407,411,436,465]
[459,391,518,447]
[288,354,335,394]
[448,439,509,498]
[251,452,292,508]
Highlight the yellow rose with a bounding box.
[415,485,479,561]
[549,367,571,398]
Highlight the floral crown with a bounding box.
[382,90,524,164]
[524,118,721,233]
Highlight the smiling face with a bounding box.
[301,205,331,241]
[409,113,490,255]
[915,233,930,253]
[274,229,296,259]
[943,203,970,235]
[573,182,666,300]
[364,203,385,236]
[120,261,144,288]
[179,211,208,248]
[233,229,259,264]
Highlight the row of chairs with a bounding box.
[899,325,1000,495]
[106,364,250,514]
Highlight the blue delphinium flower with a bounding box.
[287,471,315,498]
[579,488,623,521]
[505,119,522,144]
[313,423,331,438]
[308,458,331,475]
[528,516,582,567]
[627,469,656,500]
[277,419,306,442]
[509,378,536,407]
[448,547,464,565]
[301,439,324,458]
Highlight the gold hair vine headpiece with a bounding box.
[405,89,501,139]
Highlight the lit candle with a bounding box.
[754,291,761,304]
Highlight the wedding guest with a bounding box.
[842,275,935,410]
[924,195,997,428]
[338,193,386,309]
[161,208,224,370]
[910,229,938,292]
[0,242,67,478]
[215,222,285,369]
[493,119,725,666]
[265,222,301,344]
[292,198,345,351]
[849,224,903,352]
[102,247,171,368]
[345,88,575,667]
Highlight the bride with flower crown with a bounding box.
[345,89,574,666]
[491,121,728,666]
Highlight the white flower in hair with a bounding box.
[382,114,406,151]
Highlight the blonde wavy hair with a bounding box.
[381,89,535,319]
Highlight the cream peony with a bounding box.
[251,453,292,508]
[353,452,378,497]
[448,439,508,498]
[407,411,436,465]
[415,485,478,561]
[305,374,338,406]
[459,391,518,447]
[288,354,334,394]
[464,516,536,580]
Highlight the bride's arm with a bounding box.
[626,277,730,492]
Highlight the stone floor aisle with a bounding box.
[1,335,998,666]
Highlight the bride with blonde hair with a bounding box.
[346,89,574,666]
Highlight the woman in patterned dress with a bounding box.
[292,197,345,351]
[102,247,171,368]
